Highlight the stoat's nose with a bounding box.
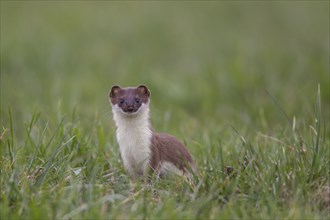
[127,106,134,112]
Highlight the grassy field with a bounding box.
[1,1,329,219]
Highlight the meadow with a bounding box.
[1,2,329,219]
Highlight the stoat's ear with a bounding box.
[109,85,121,98]
[137,85,150,97]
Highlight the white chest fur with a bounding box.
[112,104,152,177]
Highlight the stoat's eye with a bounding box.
[119,99,124,104]
[135,98,140,104]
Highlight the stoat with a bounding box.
[109,85,194,179]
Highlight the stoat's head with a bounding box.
[109,85,150,116]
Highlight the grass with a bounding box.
[1,1,329,219]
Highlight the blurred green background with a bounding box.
[1,1,329,136]
[1,2,329,219]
